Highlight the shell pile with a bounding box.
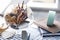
[5,1,28,25]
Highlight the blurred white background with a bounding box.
[0,0,28,13]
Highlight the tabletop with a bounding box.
[32,10,60,40]
[0,10,60,40]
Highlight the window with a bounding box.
[33,0,56,3]
[27,0,58,9]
